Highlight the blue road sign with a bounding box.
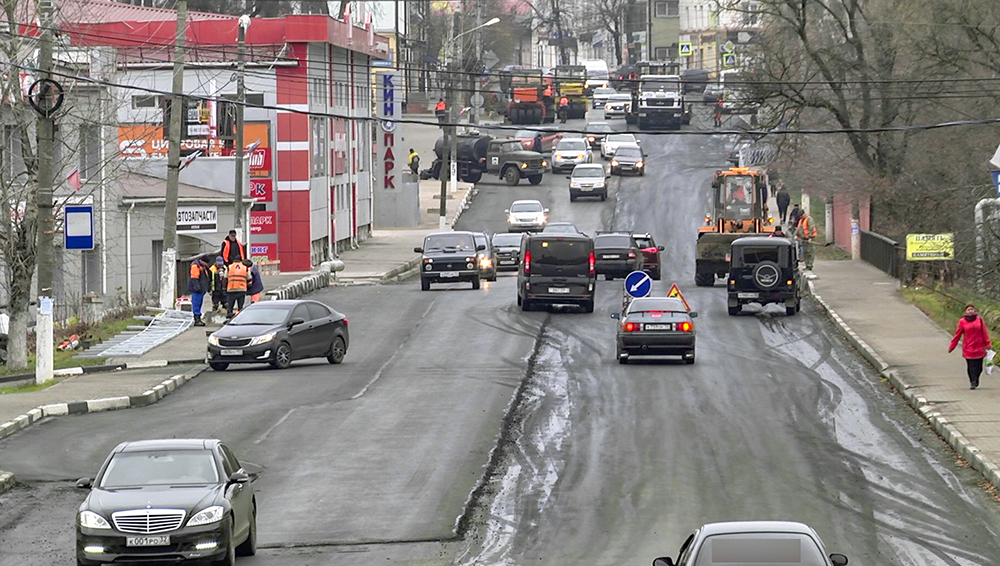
[624,270,652,298]
[64,205,94,250]
[722,53,737,68]
[992,170,1000,196]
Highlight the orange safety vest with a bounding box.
[435,100,446,111]
[222,239,245,262]
[227,262,248,292]
[798,215,817,239]
[189,263,202,279]
[543,86,553,97]
[559,97,569,107]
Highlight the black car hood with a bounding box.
[84,485,222,515]
[213,323,284,338]
[614,155,642,163]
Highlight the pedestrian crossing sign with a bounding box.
[722,53,737,68]
[667,283,691,311]
[679,42,692,57]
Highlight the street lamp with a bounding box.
[439,16,501,230]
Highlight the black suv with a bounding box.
[517,233,596,313]
[415,231,486,291]
[727,236,805,316]
[593,232,644,280]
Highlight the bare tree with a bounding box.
[584,0,625,66]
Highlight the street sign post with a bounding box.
[905,233,954,261]
[678,42,692,57]
[624,271,652,298]
[64,205,94,250]
[722,41,736,53]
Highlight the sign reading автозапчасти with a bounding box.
[177,206,218,233]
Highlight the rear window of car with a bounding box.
[606,134,634,143]
[492,234,522,247]
[695,534,826,566]
[609,94,632,101]
[587,123,614,133]
[736,246,781,265]
[595,235,633,248]
[530,239,591,266]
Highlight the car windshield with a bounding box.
[424,233,476,252]
[722,176,755,220]
[593,87,616,95]
[642,78,681,91]
[510,202,542,213]
[500,141,523,152]
[606,134,634,143]
[586,123,614,133]
[557,140,587,151]
[627,298,685,314]
[595,235,632,248]
[573,167,605,178]
[616,147,642,158]
[694,533,827,566]
[492,234,522,247]
[474,234,487,247]
[634,237,653,248]
[228,305,290,326]
[100,450,220,488]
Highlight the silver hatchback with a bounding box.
[551,138,593,173]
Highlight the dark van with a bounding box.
[517,233,596,313]
[681,68,710,93]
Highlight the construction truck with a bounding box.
[632,74,686,130]
[505,68,554,125]
[425,133,547,186]
[694,167,775,286]
[626,61,681,125]
[554,65,588,120]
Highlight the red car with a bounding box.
[633,233,664,280]
[514,128,563,153]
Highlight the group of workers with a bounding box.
[772,182,818,270]
[186,230,266,326]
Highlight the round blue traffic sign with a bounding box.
[624,270,652,298]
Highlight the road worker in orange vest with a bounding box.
[220,229,246,264]
[187,256,210,326]
[435,98,447,124]
[226,260,249,321]
[558,96,569,123]
[795,209,818,270]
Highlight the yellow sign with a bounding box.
[905,233,954,261]
[667,283,691,311]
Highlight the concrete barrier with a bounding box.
[265,271,332,301]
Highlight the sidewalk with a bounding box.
[811,259,1000,487]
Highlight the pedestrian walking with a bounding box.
[187,256,211,326]
[210,256,227,312]
[775,182,791,224]
[219,229,246,264]
[531,132,543,153]
[435,98,447,124]
[788,203,803,230]
[795,208,818,270]
[949,304,992,390]
[244,259,264,303]
[225,259,249,320]
[408,148,420,175]
[714,98,723,128]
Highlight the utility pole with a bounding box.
[35,0,55,301]
[439,15,455,231]
[471,0,482,125]
[233,14,250,243]
[160,0,187,310]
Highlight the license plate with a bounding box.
[603,254,620,259]
[499,260,516,265]
[220,349,243,356]
[127,535,170,547]
[440,271,459,278]
[738,292,759,299]
[644,324,671,330]
[548,287,570,294]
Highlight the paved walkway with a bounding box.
[812,259,1000,486]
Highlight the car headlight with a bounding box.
[610,159,619,167]
[79,510,111,529]
[508,214,517,223]
[536,214,546,223]
[188,505,224,527]
[605,104,612,110]
[636,161,644,167]
[554,153,562,159]
[208,335,220,346]
[520,162,527,169]
[249,332,276,346]
[569,181,580,188]
[541,160,548,167]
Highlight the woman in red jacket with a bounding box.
[949,304,991,389]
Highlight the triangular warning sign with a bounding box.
[667,283,691,311]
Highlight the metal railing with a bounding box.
[860,230,902,278]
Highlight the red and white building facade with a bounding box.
[63,0,389,272]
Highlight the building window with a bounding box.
[79,124,100,181]
[743,2,759,26]
[655,1,678,17]
[311,117,328,177]
[132,95,160,108]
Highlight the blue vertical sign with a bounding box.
[64,205,94,250]
[992,170,1000,196]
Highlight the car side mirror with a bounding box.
[689,311,698,318]
[228,471,251,484]
[288,318,305,328]
[610,312,620,319]
[476,244,486,251]
[543,208,550,213]
[76,477,93,489]
[504,209,510,214]
[652,558,675,566]
[566,176,571,180]
[829,554,848,566]
[657,246,664,251]
[413,247,423,253]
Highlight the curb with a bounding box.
[0,364,208,496]
[265,271,331,301]
[0,358,209,386]
[379,257,422,283]
[808,281,1000,489]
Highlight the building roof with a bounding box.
[118,172,254,204]
[57,0,232,24]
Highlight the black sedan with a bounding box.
[609,144,645,176]
[207,300,349,370]
[593,232,643,280]
[612,297,696,364]
[76,438,256,566]
[491,232,523,271]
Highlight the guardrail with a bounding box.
[860,230,902,278]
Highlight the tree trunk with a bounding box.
[6,264,32,371]
[613,22,622,66]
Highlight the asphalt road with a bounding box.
[1,109,999,566]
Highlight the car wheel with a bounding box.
[472,275,481,290]
[582,300,594,313]
[211,517,236,566]
[528,174,543,185]
[504,167,520,186]
[327,336,347,364]
[600,191,607,201]
[517,294,523,306]
[796,298,802,313]
[694,272,714,287]
[270,342,292,369]
[570,191,577,202]
[210,362,229,371]
[727,305,740,316]
[786,304,798,316]
[236,504,257,556]
[652,267,662,281]
[421,278,430,291]
[605,274,614,281]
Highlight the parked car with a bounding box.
[727,137,753,165]
[568,163,609,202]
[76,438,257,566]
[207,300,349,370]
[551,138,594,174]
[652,521,849,566]
[603,94,632,118]
[513,128,562,153]
[632,232,664,279]
[601,133,640,159]
[415,231,485,290]
[703,83,723,104]
[612,297,697,364]
[506,199,549,232]
[472,231,498,281]
[610,144,644,176]
[491,232,524,271]
[591,86,617,108]
[593,232,643,280]
[517,232,596,313]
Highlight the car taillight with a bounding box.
[678,321,692,332]
[524,250,531,274]
[628,249,637,259]
[642,247,657,253]
[589,251,596,275]
[623,322,639,332]
[343,318,349,325]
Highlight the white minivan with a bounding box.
[583,59,610,92]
